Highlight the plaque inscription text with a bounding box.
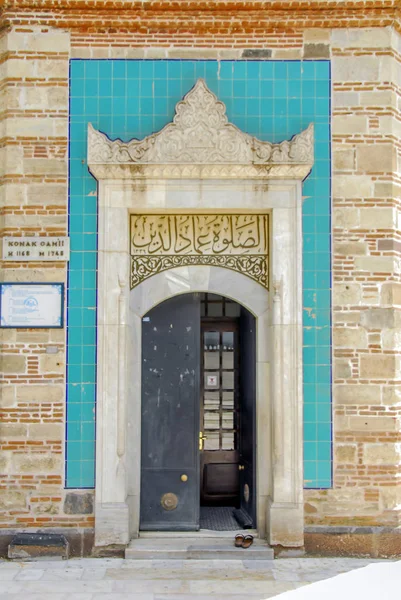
[130,214,269,289]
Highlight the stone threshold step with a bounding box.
[125,537,274,560]
[140,529,259,539]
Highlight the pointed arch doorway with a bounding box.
[140,292,256,531]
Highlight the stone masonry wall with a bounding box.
[0,25,94,543]
[1,0,401,553]
[306,27,401,529]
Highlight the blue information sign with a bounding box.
[0,283,64,328]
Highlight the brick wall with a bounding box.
[303,28,401,530]
[1,0,401,554]
[0,26,94,539]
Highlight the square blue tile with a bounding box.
[67,58,332,489]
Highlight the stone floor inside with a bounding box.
[0,556,388,600]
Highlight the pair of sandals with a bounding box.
[234,533,254,549]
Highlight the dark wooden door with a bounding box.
[140,293,200,530]
[238,307,257,526]
[200,322,240,506]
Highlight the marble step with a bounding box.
[125,537,274,560]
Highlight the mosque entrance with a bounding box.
[90,78,309,545]
[140,292,256,531]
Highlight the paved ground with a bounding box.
[0,557,387,600]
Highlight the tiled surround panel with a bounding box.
[68,59,331,489]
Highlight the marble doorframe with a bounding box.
[91,178,305,548]
[88,79,313,548]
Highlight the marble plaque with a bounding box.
[130,214,269,289]
[2,237,70,262]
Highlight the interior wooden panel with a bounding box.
[203,462,239,496]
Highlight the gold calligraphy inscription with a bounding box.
[130,214,269,289]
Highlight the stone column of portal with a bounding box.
[94,183,131,546]
[267,196,304,547]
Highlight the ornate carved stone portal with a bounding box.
[88,78,314,180]
[89,78,313,292]
[88,78,314,550]
[130,214,269,289]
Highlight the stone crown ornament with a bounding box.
[88,79,314,179]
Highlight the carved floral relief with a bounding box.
[88,78,314,177]
[88,78,314,288]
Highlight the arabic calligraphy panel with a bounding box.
[130,214,269,289]
[131,214,268,256]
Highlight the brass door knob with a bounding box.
[181,474,188,482]
[238,465,245,471]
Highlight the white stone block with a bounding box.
[332,92,359,108]
[332,56,380,82]
[333,175,372,198]
[355,256,400,273]
[359,90,394,107]
[6,28,70,52]
[363,443,401,465]
[360,207,395,229]
[332,115,368,135]
[0,147,23,175]
[331,27,392,48]
[5,117,66,137]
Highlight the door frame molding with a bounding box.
[91,181,305,548]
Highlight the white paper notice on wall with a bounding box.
[2,237,70,261]
[0,283,64,328]
[206,375,218,388]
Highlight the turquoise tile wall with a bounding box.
[67,59,331,489]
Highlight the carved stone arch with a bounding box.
[130,265,269,318]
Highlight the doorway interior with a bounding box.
[140,292,256,532]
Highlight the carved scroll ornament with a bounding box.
[131,214,269,289]
[88,79,314,179]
